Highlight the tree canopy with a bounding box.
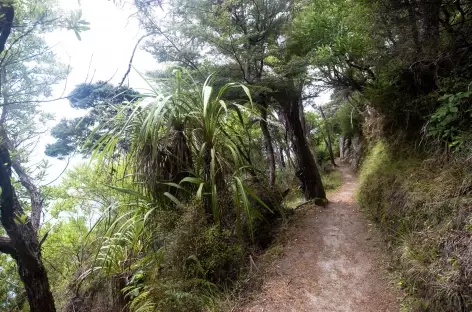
[45,82,140,158]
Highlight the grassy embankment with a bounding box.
[358,141,472,312]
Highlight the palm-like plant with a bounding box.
[92,70,277,237]
[82,70,284,311]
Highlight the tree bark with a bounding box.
[318,106,337,167]
[0,5,14,53]
[112,274,129,312]
[0,144,56,312]
[279,146,286,168]
[203,146,215,221]
[259,102,276,187]
[405,0,421,54]
[0,9,56,307]
[421,0,442,57]
[299,97,308,139]
[274,91,326,200]
[18,259,56,312]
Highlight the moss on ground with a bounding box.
[322,169,342,192]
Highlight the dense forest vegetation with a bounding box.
[0,0,471,311]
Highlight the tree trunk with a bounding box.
[18,257,56,312]
[405,0,421,54]
[299,97,308,139]
[0,197,56,312]
[203,146,215,222]
[421,0,442,57]
[276,92,326,200]
[0,143,56,312]
[259,103,276,187]
[0,6,56,311]
[0,199,56,312]
[279,146,286,168]
[112,274,129,312]
[318,106,337,167]
[286,146,295,169]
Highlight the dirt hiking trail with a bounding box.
[236,165,400,312]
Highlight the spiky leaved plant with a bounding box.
[91,69,279,236]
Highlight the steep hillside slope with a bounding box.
[358,142,472,311]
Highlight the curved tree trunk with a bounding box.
[275,91,326,200]
[0,144,56,312]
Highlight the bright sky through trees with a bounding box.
[38,0,157,183]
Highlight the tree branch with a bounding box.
[11,160,43,229]
[345,58,376,81]
[119,34,152,87]
[0,68,43,229]
[0,236,16,256]
[302,94,320,101]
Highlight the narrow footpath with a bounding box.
[237,165,400,312]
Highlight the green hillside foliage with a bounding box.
[359,142,472,311]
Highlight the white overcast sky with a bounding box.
[37,0,158,183]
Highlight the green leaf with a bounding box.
[106,185,146,199]
[164,192,183,208]
[449,106,459,113]
[180,177,204,185]
[196,183,205,201]
[74,30,82,41]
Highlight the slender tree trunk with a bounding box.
[279,146,286,168]
[339,136,345,159]
[284,129,295,168]
[286,146,295,169]
[318,106,337,167]
[259,103,276,187]
[203,146,215,222]
[112,274,129,312]
[276,92,326,200]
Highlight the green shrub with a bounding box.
[321,169,342,191]
[168,209,244,285]
[428,89,472,151]
[129,193,284,312]
[121,208,244,312]
[315,149,327,165]
[335,101,363,138]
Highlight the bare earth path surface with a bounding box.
[237,165,400,312]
